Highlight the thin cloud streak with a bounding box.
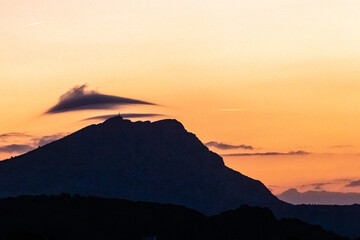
[347,180,360,187]
[0,133,67,157]
[0,132,32,140]
[25,21,45,27]
[217,109,247,111]
[299,182,328,191]
[0,144,34,154]
[330,145,353,149]
[205,141,253,150]
[299,178,353,191]
[32,133,68,146]
[222,150,309,157]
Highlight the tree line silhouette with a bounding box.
[0,194,354,240]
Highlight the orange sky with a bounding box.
[1,0,359,194]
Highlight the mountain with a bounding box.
[208,204,349,240]
[0,194,349,240]
[0,116,359,237]
[0,116,278,215]
[278,188,360,205]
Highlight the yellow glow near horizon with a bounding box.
[1,0,360,193]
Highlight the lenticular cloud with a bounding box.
[46,84,155,114]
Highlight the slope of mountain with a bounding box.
[0,194,349,240]
[278,188,360,205]
[0,116,278,215]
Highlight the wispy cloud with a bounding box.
[0,133,67,157]
[330,145,353,149]
[222,150,309,157]
[0,132,32,141]
[299,182,329,190]
[298,178,354,191]
[205,141,253,150]
[32,133,68,147]
[347,180,360,187]
[25,21,45,27]
[0,144,34,154]
[217,109,247,111]
[45,84,155,114]
[82,113,165,122]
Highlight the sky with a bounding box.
[1,0,360,198]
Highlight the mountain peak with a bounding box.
[104,114,124,122]
[102,114,131,125]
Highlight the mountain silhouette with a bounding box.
[0,116,359,237]
[278,188,360,205]
[0,116,278,215]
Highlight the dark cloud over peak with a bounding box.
[82,113,165,122]
[222,150,309,157]
[46,84,155,114]
[205,141,254,150]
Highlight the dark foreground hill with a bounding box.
[273,203,360,238]
[0,116,359,237]
[0,194,349,240]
